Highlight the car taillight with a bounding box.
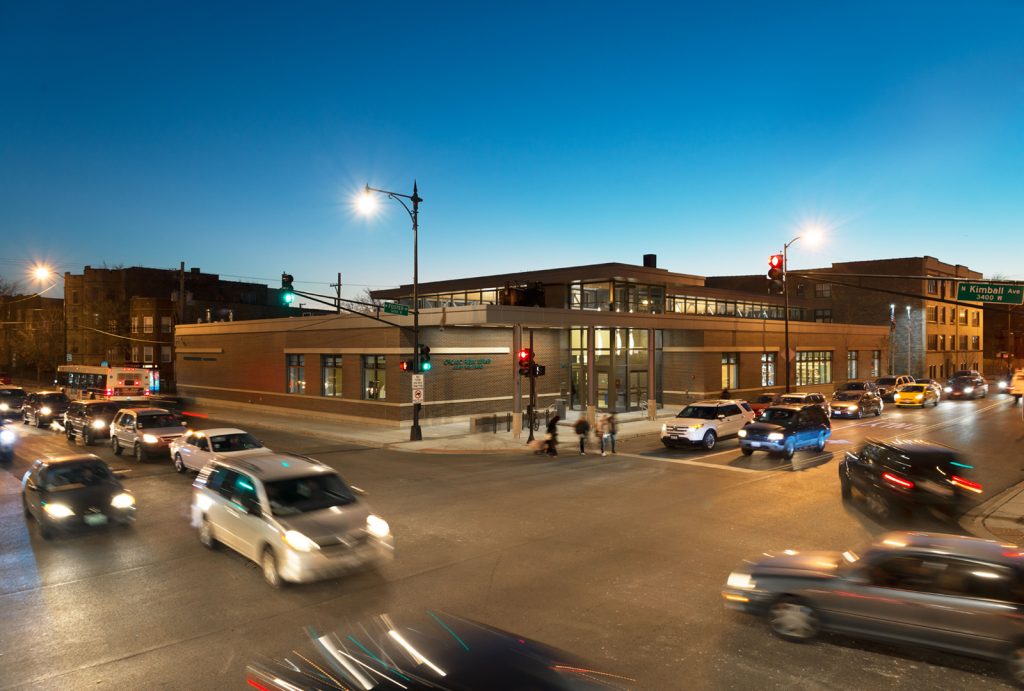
[882,472,914,489]
[951,475,983,494]
[105,389,112,397]
[144,389,151,396]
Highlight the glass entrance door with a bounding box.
[629,370,648,410]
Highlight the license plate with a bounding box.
[669,435,679,440]
[84,514,108,526]
[749,442,761,448]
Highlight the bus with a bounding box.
[55,365,152,402]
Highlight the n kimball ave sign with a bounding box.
[956,282,1024,305]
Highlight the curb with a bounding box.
[960,479,1024,544]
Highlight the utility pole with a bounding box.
[178,261,186,323]
[331,273,342,313]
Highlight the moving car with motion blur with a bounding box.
[893,383,940,408]
[737,404,831,460]
[944,374,989,400]
[838,438,981,519]
[110,407,187,461]
[777,392,830,416]
[191,453,394,587]
[170,427,273,473]
[63,400,122,445]
[660,400,756,450]
[21,390,70,428]
[915,377,944,400]
[0,386,27,418]
[829,383,883,419]
[874,374,914,401]
[0,419,16,464]
[722,531,1024,686]
[247,611,630,691]
[21,454,135,539]
[1010,369,1024,404]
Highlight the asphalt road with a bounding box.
[1,395,1022,690]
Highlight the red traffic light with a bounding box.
[518,348,532,363]
[768,254,783,269]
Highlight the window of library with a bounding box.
[813,309,832,323]
[143,316,154,333]
[971,336,980,350]
[847,351,858,379]
[927,279,938,295]
[761,352,776,387]
[322,355,343,397]
[161,316,173,333]
[362,355,386,400]
[722,353,739,390]
[286,354,305,394]
[795,351,832,386]
[971,311,980,327]
[814,283,832,298]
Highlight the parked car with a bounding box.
[190,453,394,586]
[893,383,940,408]
[0,386,27,418]
[875,375,914,401]
[749,393,782,414]
[722,531,1024,685]
[737,404,831,460]
[944,374,989,400]
[21,454,135,539]
[1010,369,1024,404]
[777,392,830,416]
[170,427,273,473]
[830,387,883,419]
[21,390,70,428]
[660,399,756,450]
[838,438,981,519]
[63,400,122,445]
[110,407,187,461]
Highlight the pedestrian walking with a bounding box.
[599,413,617,456]
[544,415,560,456]
[573,416,591,455]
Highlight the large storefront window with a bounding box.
[322,355,342,397]
[795,351,832,386]
[568,327,660,411]
[569,282,612,311]
[362,355,386,400]
[721,353,739,390]
[847,351,858,380]
[286,354,305,394]
[761,352,776,387]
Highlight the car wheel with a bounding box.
[22,412,29,425]
[874,404,882,416]
[83,429,94,446]
[855,410,863,419]
[702,430,717,450]
[174,453,186,474]
[1006,644,1024,686]
[111,437,122,456]
[22,495,32,518]
[782,439,795,461]
[840,474,852,500]
[134,443,145,462]
[198,517,218,549]
[262,548,283,588]
[815,432,826,452]
[865,489,891,520]
[769,597,820,642]
[66,426,75,442]
[741,447,754,456]
[34,415,44,429]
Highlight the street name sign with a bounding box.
[383,302,409,316]
[956,282,1024,305]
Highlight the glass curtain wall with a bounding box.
[569,327,661,411]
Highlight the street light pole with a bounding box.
[782,236,801,393]
[364,182,424,442]
[906,305,912,376]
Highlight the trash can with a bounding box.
[554,398,567,419]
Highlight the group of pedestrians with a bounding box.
[534,412,617,458]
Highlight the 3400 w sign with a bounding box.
[956,282,1024,305]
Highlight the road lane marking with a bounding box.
[614,451,758,473]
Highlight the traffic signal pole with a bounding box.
[528,329,536,443]
[410,183,422,442]
[783,245,791,393]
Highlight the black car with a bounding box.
[839,438,982,519]
[0,386,27,418]
[21,454,135,539]
[944,375,988,400]
[63,400,122,445]
[21,390,70,428]
[738,404,832,460]
[247,612,628,691]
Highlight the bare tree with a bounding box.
[349,287,386,314]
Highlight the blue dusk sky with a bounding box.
[2,1,1022,298]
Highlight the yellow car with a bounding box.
[893,383,939,408]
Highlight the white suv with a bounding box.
[661,400,756,450]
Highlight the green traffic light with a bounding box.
[283,292,294,304]
[421,361,432,372]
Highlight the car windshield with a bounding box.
[950,377,974,386]
[264,474,356,516]
[759,408,795,423]
[209,433,262,452]
[833,392,862,401]
[89,403,120,416]
[754,394,776,403]
[780,395,805,404]
[137,413,180,429]
[676,406,718,420]
[902,385,927,392]
[46,462,114,488]
[41,393,69,403]
[841,382,866,390]
[876,377,897,386]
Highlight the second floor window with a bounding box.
[814,283,832,298]
[143,316,153,333]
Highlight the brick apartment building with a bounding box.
[707,256,985,381]
[0,294,64,380]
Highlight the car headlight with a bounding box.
[660,424,667,434]
[283,530,318,552]
[726,571,756,589]
[849,404,858,411]
[92,419,107,429]
[111,492,135,509]
[767,432,785,441]
[0,429,14,444]
[964,387,974,394]
[40,406,52,416]
[893,393,901,400]
[914,394,923,400]
[689,423,703,430]
[0,402,8,411]
[737,429,747,438]
[944,386,953,393]
[999,380,1008,390]
[43,502,74,518]
[142,433,159,444]
[366,514,390,538]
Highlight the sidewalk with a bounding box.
[187,399,674,455]
[961,480,1024,545]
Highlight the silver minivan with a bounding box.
[190,453,394,586]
